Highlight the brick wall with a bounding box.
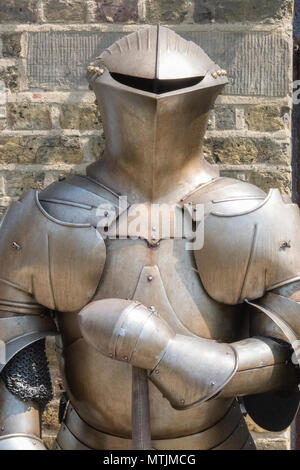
[0,0,294,450]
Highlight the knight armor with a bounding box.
[0,25,300,451]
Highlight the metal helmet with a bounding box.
[86,26,228,201]
[87,25,227,91]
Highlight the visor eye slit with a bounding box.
[109,73,205,94]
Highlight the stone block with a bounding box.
[0,135,83,164]
[1,34,22,58]
[144,0,190,23]
[44,0,87,23]
[0,0,38,23]
[214,105,236,130]
[204,136,290,166]
[244,105,290,131]
[94,0,138,23]
[59,103,101,130]
[194,0,293,24]
[7,103,52,130]
[0,65,18,93]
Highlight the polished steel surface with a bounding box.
[0,189,106,312]
[56,400,253,450]
[194,188,300,304]
[222,337,298,397]
[86,28,226,204]
[0,379,41,437]
[0,434,46,450]
[79,299,175,369]
[95,25,227,81]
[79,299,237,409]
[0,26,300,450]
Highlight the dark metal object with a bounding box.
[244,391,300,432]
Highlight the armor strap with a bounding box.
[131,367,151,450]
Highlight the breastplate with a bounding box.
[56,236,244,442]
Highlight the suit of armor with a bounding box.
[0,26,300,450]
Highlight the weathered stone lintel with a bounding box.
[26,30,291,97]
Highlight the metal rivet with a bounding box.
[12,241,21,250]
[211,72,218,79]
[217,70,222,76]
[280,241,291,249]
[124,356,128,361]
[180,399,185,404]
[1,426,4,431]
[109,353,113,358]
[94,67,104,76]
[147,275,153,282]
[210,381,215,386]
[208,119,212,126]
[148,306,155,311]
[155,370,159,374]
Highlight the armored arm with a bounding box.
[0,285,56,450]
[190,185,300,429]
[0,195,58,449]
[79,299,298,412]
[0,184,106,449]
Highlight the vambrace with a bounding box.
[79,299,299,412]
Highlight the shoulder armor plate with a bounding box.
[0,188,106,312]
[192,181,300,304]
[39,174,122,227]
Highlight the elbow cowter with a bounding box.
[78,298,238,409]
